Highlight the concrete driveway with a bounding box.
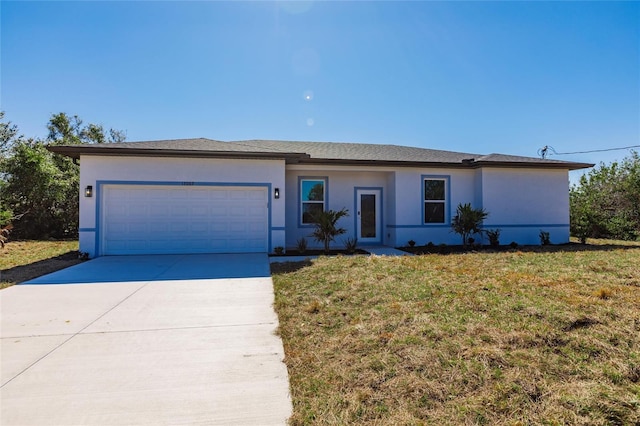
[1,253,292,425]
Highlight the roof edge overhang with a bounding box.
[47,146,594,170]
[472,160,595,171]
[295,158,595,170]
[47,145,310,162]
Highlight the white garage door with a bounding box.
[101,185,268,255]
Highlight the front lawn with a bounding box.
[0,240,80,288]
[272,243,640,425]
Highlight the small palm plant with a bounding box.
[485,228,501,248]
[310,208,349,253]
[451,203,488,248]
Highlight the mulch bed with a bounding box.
[272,248,369,257]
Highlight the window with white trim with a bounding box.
[424,178,446,223]
[301,178,325,224]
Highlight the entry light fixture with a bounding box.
[85,185,93,198]
[274,187,280,199]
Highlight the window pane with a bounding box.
[424,180,445,200]
[302,203,323,224]
[302,180,324,201]
[424,202,445,223]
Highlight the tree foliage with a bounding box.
[451,203,488,247]
[0,112,20,225]
[310,208,349,253]
[570,151,640,241]
[1,140,77,238]
[0,111,20,155]
[0,112,125,239]
[47,113,126,145]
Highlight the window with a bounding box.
[423,178,446,223]
[300,178,326,224]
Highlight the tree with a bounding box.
[47,112,126,145]
[310,208,349,253]
[0,111,20,155]
[570,151,640,241]
[1,139,76,238]
[0,113,125,239]
[308,183,324,201]
[451,203,488,247]
[0,111,20,226]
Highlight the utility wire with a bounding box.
[538,144,640,159]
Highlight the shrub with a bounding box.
[344,236,358,254]
[485,229,501,248]
[0,209,13,227]
[408,239,416,247]
[274,246,284,255]
[510,241,519,249]
[296,238,308,254]
[539,231,551,245]
[570,151,640,241]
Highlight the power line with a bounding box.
[538,144,640,159]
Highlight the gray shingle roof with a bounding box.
[232,140,479,163]
[47,138,593,170]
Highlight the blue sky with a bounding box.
[2,1,638,176]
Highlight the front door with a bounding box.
[356,188,382,244]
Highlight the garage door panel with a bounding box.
[229,191,247,200]
[129,205,147,215]
[171,205,189,216]
[248,206,265,216]
[228,222,247,233]
[102,185,268,255]
[209,239,230,249]
[190,223,209,233]
[247,222,265,232]
[190,190,209,199]
[191,206,208,216]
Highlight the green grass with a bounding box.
[272,242,640,425]
[0,240,80,288]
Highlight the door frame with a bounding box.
[354,187,383,245]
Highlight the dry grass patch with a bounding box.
[272,245,640,425]
[1,240,80,288]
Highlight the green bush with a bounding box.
[570,151,639,241]
[296,238,308,253]
[344,236,358,254]
[539,231,551,245]
[485,229,501,248]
